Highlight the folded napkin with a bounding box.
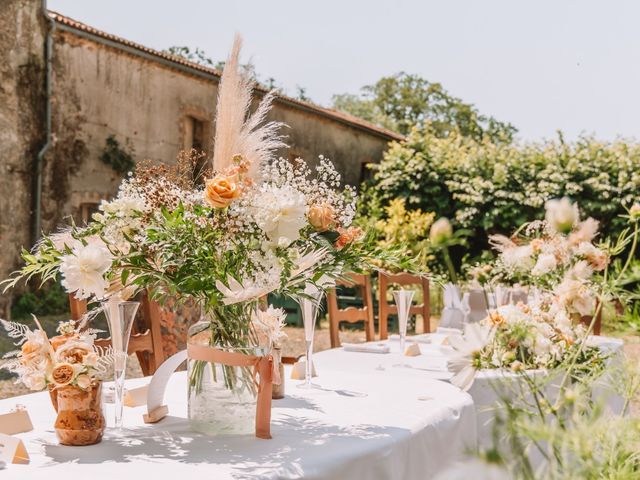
[440,284,466,328]
[342,342,390,354]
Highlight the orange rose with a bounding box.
[489,312,505,326]
[308,203,336,231]
[334,227,364,250]
[51,363,76,387]
[204,174,240,208]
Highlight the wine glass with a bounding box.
[102,297,140,430]
[393,289,414,368]
[294,284,324,390]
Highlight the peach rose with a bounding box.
[334,227,364,250]
[51,363,76,387]
[308,203,336,231]
[204,174,240,208]
[55,340,93,365]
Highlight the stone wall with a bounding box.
[0,0,46,316]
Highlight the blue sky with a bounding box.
[48,0,640,141]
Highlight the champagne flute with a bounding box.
[294,284,324,390]
[393,289,414,368]
[102,297,139,430]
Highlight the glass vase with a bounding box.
[187,318,262,435]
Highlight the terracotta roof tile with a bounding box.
[48,10,404,142]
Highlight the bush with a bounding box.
[362,128,640,261]
[10,281,69,320]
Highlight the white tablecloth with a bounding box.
[318,335,624,448]
[0,349,477,480]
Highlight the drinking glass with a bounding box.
[102,297,140,430]
[393,289,414,367]
[294,285,324,390]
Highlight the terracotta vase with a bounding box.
[49,381,105,446]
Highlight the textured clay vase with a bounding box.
[49,381,105,446]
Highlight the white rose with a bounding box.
[60,240,113,300]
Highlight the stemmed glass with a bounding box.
[393,289,415,368]
[102,297,140,430]
[294,284,324,390]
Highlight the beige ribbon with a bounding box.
[187,344,276,439]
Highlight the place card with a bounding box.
[0,433,29,464]
[290,359,317,380]
[404,343,421,357]
[124,385,148,407]
[0,406,33,435]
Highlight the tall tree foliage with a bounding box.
[332,72,516,142]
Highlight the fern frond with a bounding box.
[0,319,31,345]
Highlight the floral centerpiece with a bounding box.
[489,197,609,318]
[1,317,112,444]
[447,301,604,391]
[2,35,406,436]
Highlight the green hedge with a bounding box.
[362,128,640,260]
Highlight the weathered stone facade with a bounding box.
[0,4,401,317]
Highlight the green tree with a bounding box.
[163,46,215,67]
[332,72,516,142]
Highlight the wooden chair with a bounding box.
[69,291,165,375]
[581,300,603,336]
[378,272,430,340]
[327,273,375,348]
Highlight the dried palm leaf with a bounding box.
[212,33,287,179]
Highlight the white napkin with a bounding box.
[440,283,466,329]
[342,342,390,354]
[464,288,488,323]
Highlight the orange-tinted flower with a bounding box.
[334,227,363,250]
[308,203,336,231]
[204,174,241,208]
[51,363,75,387]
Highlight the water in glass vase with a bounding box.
[187,320,261,435]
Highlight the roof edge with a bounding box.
[48,10,405,142]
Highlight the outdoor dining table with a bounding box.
[0,346,477,480]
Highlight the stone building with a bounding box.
[0,0,402,316]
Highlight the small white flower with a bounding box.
[531,253,557,276]
[545,197,579,234]
[501,245,535,272]
[215,277,276,305]
[251,305,288,349]
[75,374,92,389]
[447,323,495,391]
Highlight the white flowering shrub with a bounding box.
[363,129,640,259]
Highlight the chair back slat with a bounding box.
[327,273,375,348]
[378,272,430,339]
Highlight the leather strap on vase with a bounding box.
[187,344,274,439]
